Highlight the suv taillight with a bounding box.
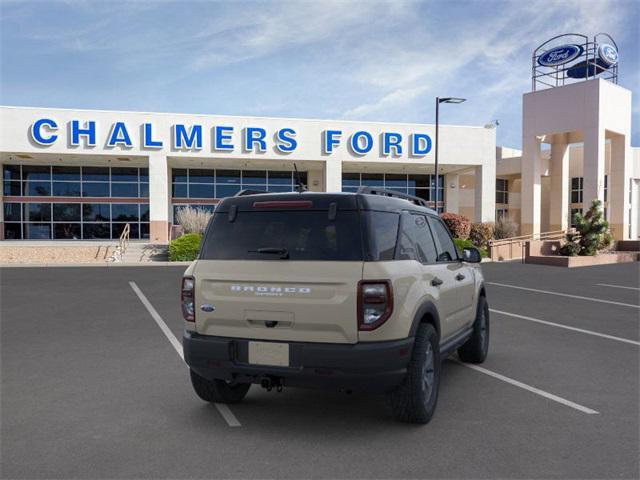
[181,276,195,322]
[358,280,393,331]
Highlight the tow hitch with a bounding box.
[260,376,284,392]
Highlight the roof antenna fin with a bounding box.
[293,163,307,193]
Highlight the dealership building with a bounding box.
[0,34,638,245]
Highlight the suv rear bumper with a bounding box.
[183,331,414,393]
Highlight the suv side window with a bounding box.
[366,211,400,261]
[396,213,437,263]
[428,217,458,262]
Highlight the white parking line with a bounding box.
[490,309,640,346]
[596,283,640,291]
[487,282,640,309]
[129,281,242,427]
[454,361,599,415]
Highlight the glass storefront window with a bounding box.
[111,183,139,198]
[82,167,109,182]
[3,181,21,196]
[25,181,51,196]
[52,182,81,197]
[53,204,81,222]
[188,184,215,199]
[52,166,80,181]
[82,182,110,197]
[22,165,51,181]
[342,173,444,208]
[112,204,139,222]
[216,170,241,184]
[83,203,110,221]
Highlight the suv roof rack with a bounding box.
[234,189,268,197]
[356,186,430,208]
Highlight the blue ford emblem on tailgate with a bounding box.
[200,304,215,312]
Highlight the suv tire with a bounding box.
[388,323,440,424]
[458,295,489,364]
[190,369,251,404]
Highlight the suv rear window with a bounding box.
[200,210,363,261]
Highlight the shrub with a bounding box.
[453,238,488,258]
[175,206,213,235]
[560,199,613,256]
[169,233,202,261]
[440,213,471,240]
[494,216,519,239]
[469,222,495,248]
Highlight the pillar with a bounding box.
[324,159,342,192]
[549,134,570,231]
[474,163,495,223]
[609,134,631,240]
[148,153,170,244]
[521,135,542,236]
[582,126,605,212]
[445,173,459,214]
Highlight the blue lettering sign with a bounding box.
[244,127,267,152]
[30,118,58,145]
[143,123,163,148]
[383,132,403,156]
[275,128,297,153]
[107,122,132,148]
[214,126,234,151]
[71,120,96,147]
[411,133,432,156]
[323,130,342,154]
[173,124,202,150]
[350,131,373,155]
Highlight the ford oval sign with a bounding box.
[538,44,583,67]
[598,44,618,66]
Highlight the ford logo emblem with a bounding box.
[538,44,583,67]
[200,304,215,312]
[598,44,618,66]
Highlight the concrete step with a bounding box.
[119,243,169,262]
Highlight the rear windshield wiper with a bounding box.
[248,247,290,259]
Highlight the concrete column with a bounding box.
[148,153,170,244]
[521,135,542,236]
[609,134,631,240]
[549,135,570,232]
[445,173,459,214]
[324,160,342,193]
[307,169,324,192]
[474,163,495,223]
[582,126,605,211]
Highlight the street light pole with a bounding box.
[435,97,440,204]
[434,96,466,211]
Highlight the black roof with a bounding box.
[215,190,438,216]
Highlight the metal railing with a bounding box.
[106,223,131,263]
[489,229,572,262]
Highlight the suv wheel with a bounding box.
[458,295,490,363]
[190,369,251,404]
[388,323,441,424]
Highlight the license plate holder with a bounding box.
[248,341,290,367]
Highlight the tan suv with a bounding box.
[182,188,489,424]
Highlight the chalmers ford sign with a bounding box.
[28,118,434,157]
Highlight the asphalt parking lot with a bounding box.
[1,261,638,479]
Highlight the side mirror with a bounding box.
[462,247,482,263]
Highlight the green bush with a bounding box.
[453,238,488,258]
[440,213,471,240]
[169,233,202,261]
[560,199,613,256]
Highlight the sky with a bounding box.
[1,0,638,148]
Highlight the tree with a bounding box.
[560,199,613,256]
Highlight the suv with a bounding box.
[182,188,489,424]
